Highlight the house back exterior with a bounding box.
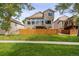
[24,9,54,29]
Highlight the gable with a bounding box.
[27,12,43,19]
[25,9,55,21]
[43,9,55,13]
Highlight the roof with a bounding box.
[26,11,43,19]
[53,15,69,23]
[26,9,55,19]
[43,9,55,12]
[57,15,69,21]
[11,19,24,26]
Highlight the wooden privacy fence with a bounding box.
[61,30,70,34]
[18,29,58,35]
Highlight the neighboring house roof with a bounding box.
[57,15,69,21]
[0,19,24,26]
[11,19,24,26]
[26,9,55,20]
[53,15,69,23]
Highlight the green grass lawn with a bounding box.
[0,34,78,42]
[0,43,79,56]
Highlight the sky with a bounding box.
[19,3,73,21]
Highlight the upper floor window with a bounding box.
[48,13,53,16]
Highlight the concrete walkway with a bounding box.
[0,40,79,45]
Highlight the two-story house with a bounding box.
[24,9,54,29]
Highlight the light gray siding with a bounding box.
[25,19,52,29]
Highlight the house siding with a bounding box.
[24,9,54,29]
[25,19,52,29]
[43,10,54,21]
[10,22,24,34]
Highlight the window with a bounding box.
[32,21,35,24]
[48,13,53,16]
[62,21,64,27]
[41,21,44,25]
[27,21,30,25]
[36,21,39,24]
[45,20,51,24]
